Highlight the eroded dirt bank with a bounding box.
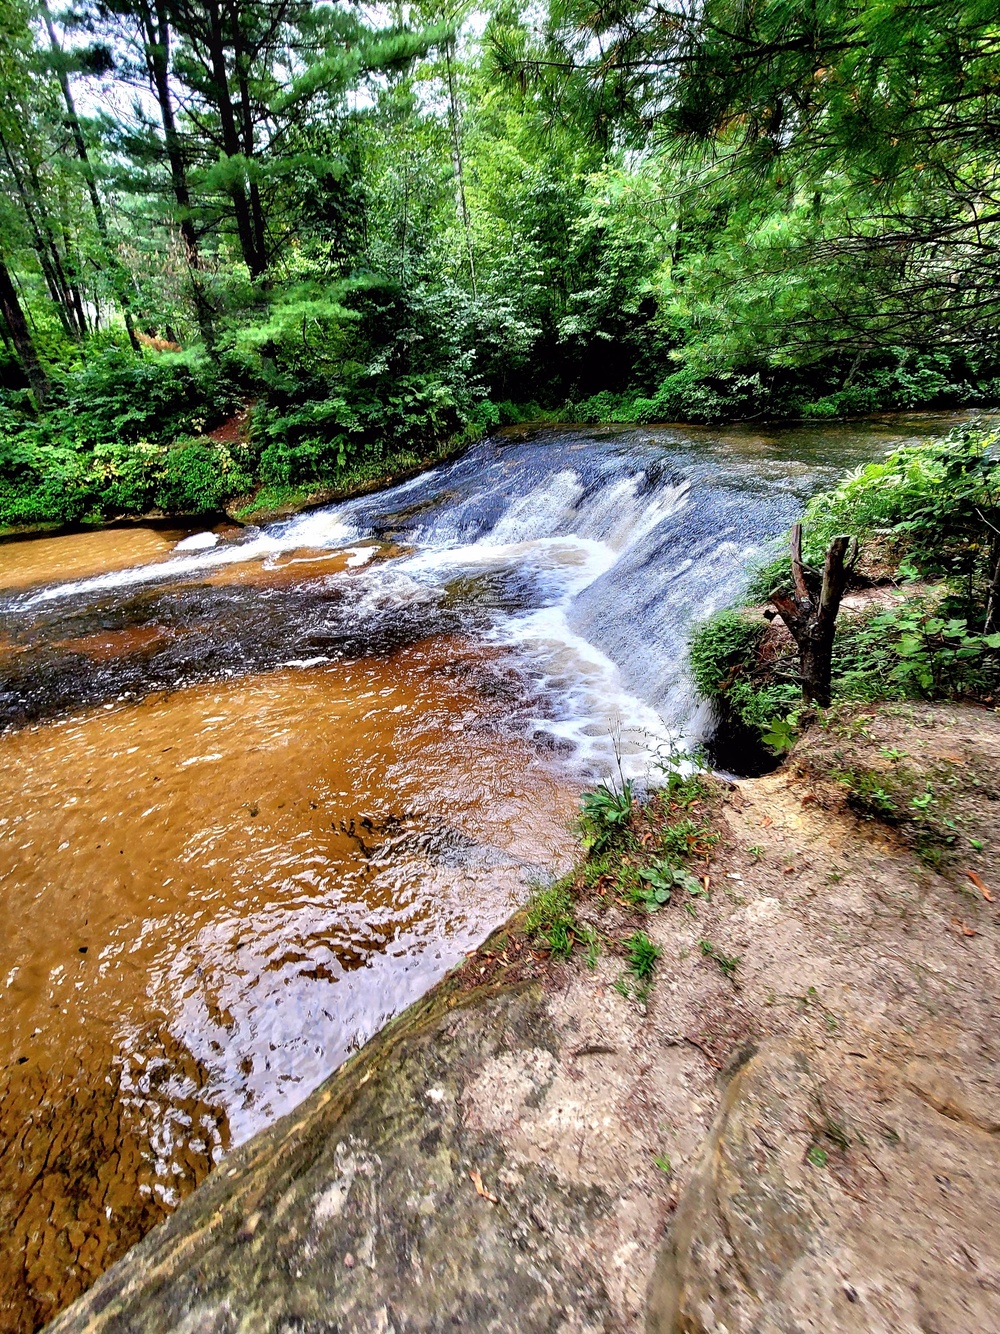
[46,699,1000,1333]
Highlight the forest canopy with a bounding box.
[1,0,999,524]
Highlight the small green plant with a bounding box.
[579,780,635,854]
[653,1153,673,1175]
[909,787,935,814]
[525,880,576,957]
[626,931,661,980]
[581,926,601,969]
[834,768,898,816]
[806,1145,828,1168]
[762,713,799,754]
[666,772,710,807]
[635,864,674,910]
[636,861,705,911]
[823,1119,851,1152]
[659,816,717,859]
[699,939,741,979]
[747,844,765,859]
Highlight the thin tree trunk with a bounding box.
[0,257,48,405]
[41,0,140,349]
[444,41,476,298]
[0,132,79,337]
[985,541,1000,634]
[143,0,216,345]
[58,215,89,336]
[46,164,90,334]
[233,31,267,272]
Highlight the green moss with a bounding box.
[689,610,767,699]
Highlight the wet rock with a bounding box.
[45,983,635,1333]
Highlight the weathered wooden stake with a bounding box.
[768,523,859,707]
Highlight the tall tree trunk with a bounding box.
[444,41,476,298]
[143,0,216,345]
[43,161,90,334]
[0,257,48,405]
[233,25,267,273]
[985,539,1000,635]
[204,0,265,278]
[40,0,140,349]
[0,131,80,338]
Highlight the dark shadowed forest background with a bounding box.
[1,0,998,525]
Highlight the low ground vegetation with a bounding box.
[516,765,723,1002]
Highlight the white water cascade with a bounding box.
[8,420,915,776]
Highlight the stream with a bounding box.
[0,414,967,1331]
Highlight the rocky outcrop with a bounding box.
[48,702,1000,1333]
[650,1035,1000,1332]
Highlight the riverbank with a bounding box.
[2,403,987,541]
[0,435,472,542]
[47,698,1000,1332]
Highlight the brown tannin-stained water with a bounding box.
[0,523,202,593]
[0,643,573,1330]
[0,415,978,1330]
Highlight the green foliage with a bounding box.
[761,715,799,755]
[578,780,635,854]
[829,756,965,864]
[499,0,1000,365]
[625,930,661,980]
[525,879,576,957]
[689,610,767,698]
[690,608,799,748]
[699,939,740,979]
[690,426,1000,760]
[656,767,711,808]
[834,603,1000,702]
[658,817,716,861]
[155,439,255,516]
[806,425,1000,623]
[636,861,705,912]
[4,0,1000,532]
[0,346,251,523]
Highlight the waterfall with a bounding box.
[2,423,891,775]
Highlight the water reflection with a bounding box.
[0,641,576,1328]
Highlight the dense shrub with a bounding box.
[689,609,799,743]
[568,352,998,427]
[154,440,255,515]
[689,609,767,698]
